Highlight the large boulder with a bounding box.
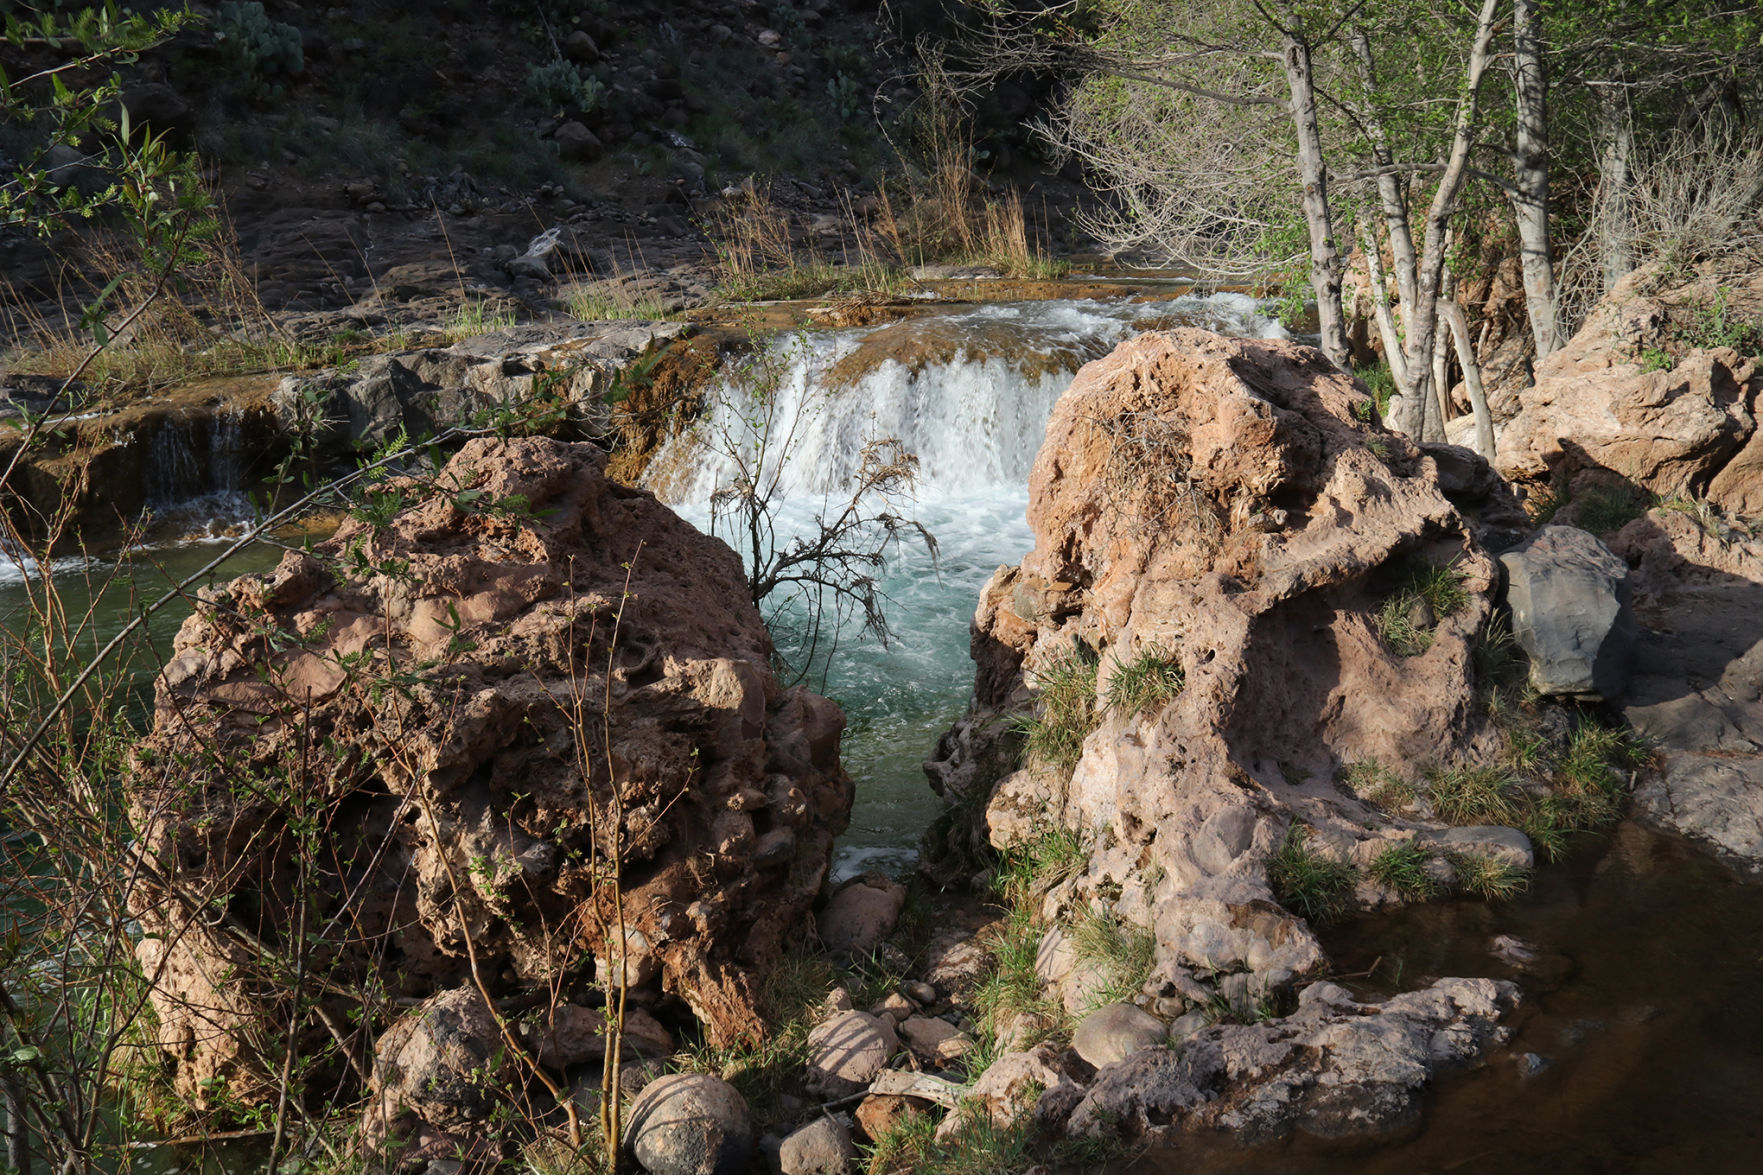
[127,437,852,1106]
[1499,525,1638,698]
[929,329,1506,1004]
[1488,267,1763,512]
[361,987,514,1160]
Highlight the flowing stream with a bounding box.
[648,293,1290,878]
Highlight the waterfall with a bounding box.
[650,293,1288,509]
[644,291,1291,880]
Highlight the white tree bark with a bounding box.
[1279,33,1351,370]
[1510,0,1560,359]
[1440,298,1496,460]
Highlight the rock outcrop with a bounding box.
[1057,978,1519,1143]
[928,328,1507,1005]
[1612,507,1763,876]
[274,321,690,454]
[1484,267,1763,515]
[127,436,852,1105]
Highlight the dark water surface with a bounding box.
[1125,822,1763,1175]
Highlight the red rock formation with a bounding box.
[931,329,1506,1003]
[128,436,851,1103]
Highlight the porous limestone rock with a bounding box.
[1488,267,1763,513]
[928,329,1505,1006]
[362,987,512,1154]
[625,1073,753,1175]
[127,437,852,1107]
[1058,978,1519,1143]
[935,1042,1079,1142]
[273,321,689,452]
[1500,525,1638,699]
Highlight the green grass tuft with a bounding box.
[1105,644,1185,719]
[1425,764,1523,825]
[1377,557,1469,657]
[1268,825,1357,924]
[1015,644,1100,776]
[1068,910,1156,1009]
[1341,758,1416,812]
[1574,483,1651,535]
[1367,842,1445,900]
[1450,853,1531,901]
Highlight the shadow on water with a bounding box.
[1122,821,1763,1174]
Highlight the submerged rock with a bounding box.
[127,436,852,1106]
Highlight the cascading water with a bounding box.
[650,293,1290,878]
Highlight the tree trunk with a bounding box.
[1511,0,1560,358]
[1440,298,1496,459]
[1595,83,1636,292]
[1280,34,1350,370]
[1389,0,1501,441]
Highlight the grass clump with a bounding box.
[1425,764,1523,825]
[1015,644,1100,776]
[1376,557,1469,657]
[1267,825,1357,924]
[1068,910,1156,1009]
[1574,483,1651,535]
[442,298,516,342]
[1449,854,1532,901]
[1104,644,1184,719]
[1342,758,1417,812]
[1367,842,1445,900]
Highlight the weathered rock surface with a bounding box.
[928,329,1506,1004]
[804,1011,897,1098]
[127,436,852,1105]
[936,1042,1080,1141]
[778,1116,856,1175]
[362,987,512,1155]
[898,1014,972,1068]
[1060,978,1519,1143]
[1488,267,1763,514]
[274,321,689,452]
[1613,509,1763,876]
[625,1073,753,1175]
[1072,1002,1168,1068]
[1500,525,1638,698]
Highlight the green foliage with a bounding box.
[1639,345,1675,372]
[524,58,605,112]
[216,1,304,96]
[1377,557,1469,657]
[1680,287,1763,356]
[1015,644,1100,775]
[1104,644,1184,719]
[1425,763,1522,825]
[1268,826,1356,924]
[1367,842,1444,900]
[827,71,864,123]
[991,828,1089,910]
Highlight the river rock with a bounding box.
[1072,1002,1168,1068]
[854,1094,930,1143]
[778,1116,855,1175]
[1500,525,1638,699]
[625,1073,753,1175]
[898,1015,971,1068]
[928,329,1502,1007]
[804,1011,896,1098]
[819,873,906,960]
[1062,978,1518,1143]
[1425,825,1535,869]
[1490,266,1763,513]
[126,437,853,1107]
[1612,508,1763,876]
